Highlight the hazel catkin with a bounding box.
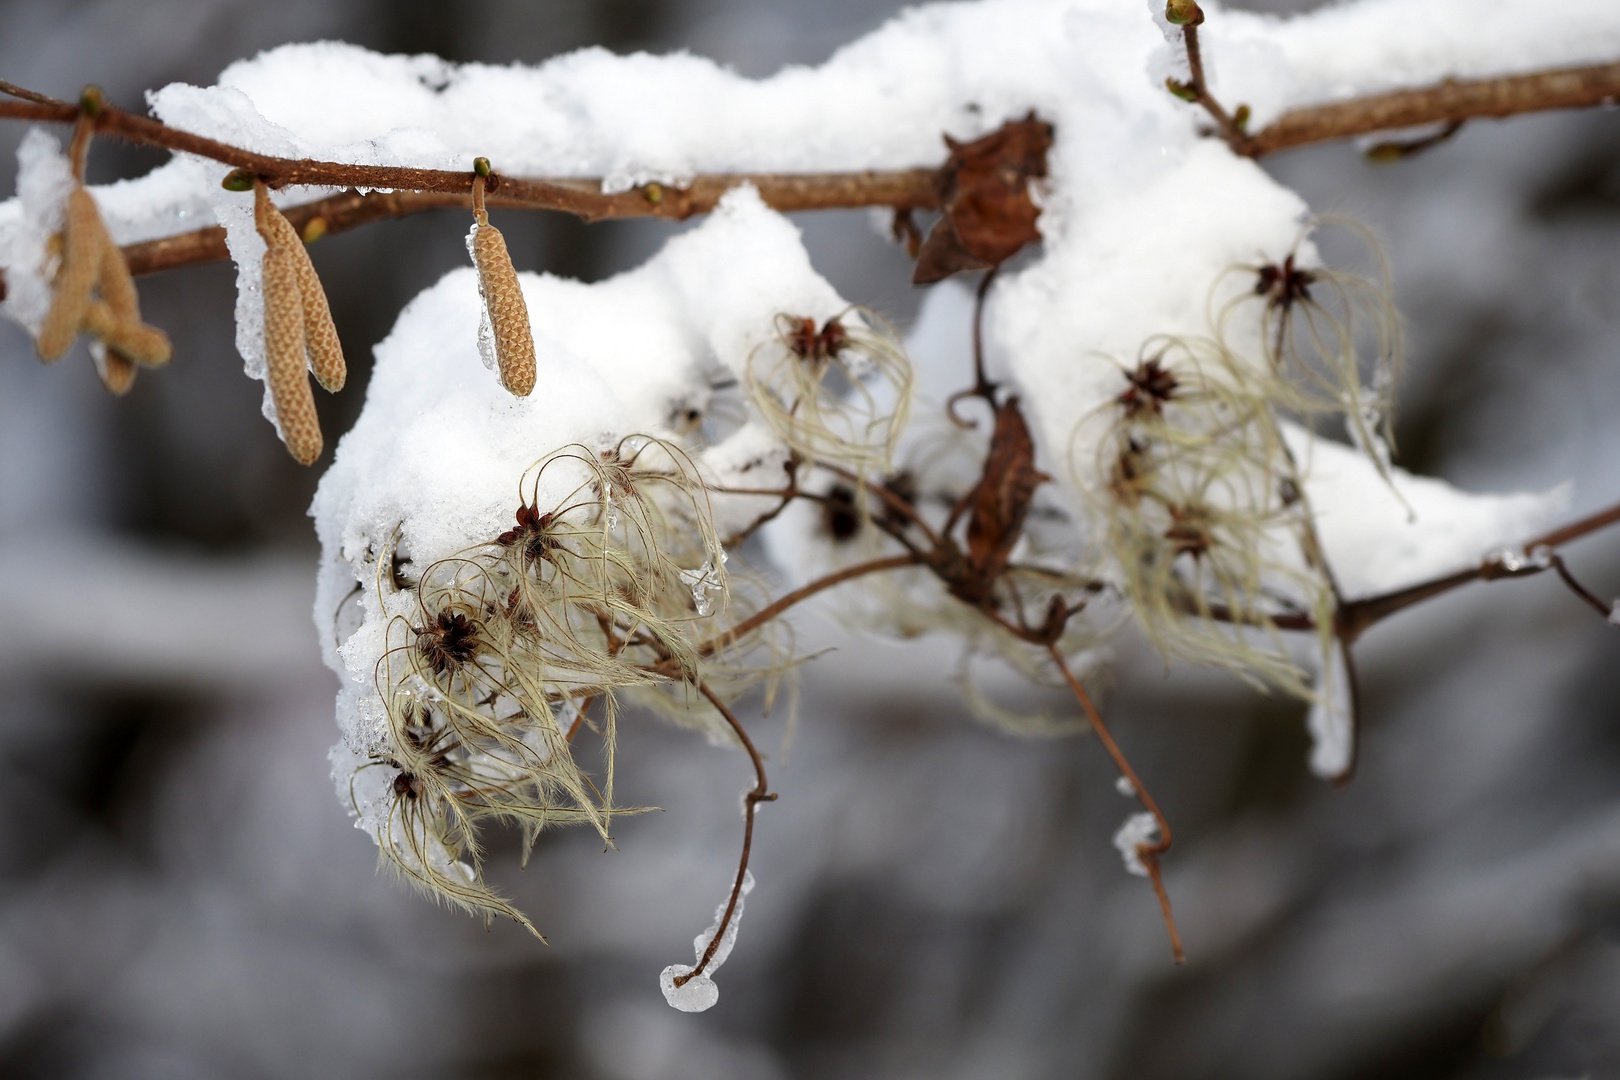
[92,346,137,396]
[96,227,170,367]
[255,190,345,392]
[36,188,102,361]
[82,300,171,366]
[262,241,323,465]
[472,219,536,397]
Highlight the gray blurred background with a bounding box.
[1,0,1618,1077]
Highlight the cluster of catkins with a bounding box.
[33,113,170,393]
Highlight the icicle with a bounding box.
[660,870,755,1013]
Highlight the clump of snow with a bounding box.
[0,130,74,336]
[1113,812,1160,877]
[660,870,755,1013]
[1306,639,1354,780]
[1288,426,1567,599]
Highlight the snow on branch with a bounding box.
[1,0,1618,1005]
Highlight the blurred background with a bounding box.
[1,0,1618,1076]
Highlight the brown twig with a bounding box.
[1048,643,1184,965]
[696,553,921,657]
[1179,23,1248,146]
[1335,497,1620,640]
[0,59,1608,290]
[1242,62,1620,158]
[945,266,1001,428]
[672,681,776,988]
[1546,552,1615,621]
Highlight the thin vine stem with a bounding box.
[1335,496,1620,640]
[671,681,776,988]
[1047,642,1184,965]
[697,554,921,658]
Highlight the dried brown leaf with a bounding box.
[913,113,1053,285]
[964,396,1048,583]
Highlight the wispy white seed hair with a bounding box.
[472,218,536,397]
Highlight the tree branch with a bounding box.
[696,553,921,658]
[0,60,1611,291]
[1336,497,1620,640]
[1240,62,1620,158]
[1047,643,1184,965]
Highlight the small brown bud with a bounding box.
[37,188,102,361]
[472,221,536,397]
[1165,0,1204,26]
[263,242,323,465]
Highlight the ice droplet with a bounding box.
[680,550,728,617]
[1115,775,1136,797]
[1306,641,1354,779]
[1489,546,1552,574]
[1112,812,1158,877]
[659,967,719,1013]
[466,223,497,372]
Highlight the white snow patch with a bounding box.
[1307,639,1355,780]
[1290,427,1568,599]
[1113,812,1160,877]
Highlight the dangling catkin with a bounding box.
[472,217,536,397]
[263,241,323,465]
[81,300,170,366]
[92,347,137,396]
[97,227,170,367]
[36,188,102,361]
[254,186,345,392]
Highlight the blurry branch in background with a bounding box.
[1337,501,1620,640]
[1,49,1618,288]
[1162,0,1620,159]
